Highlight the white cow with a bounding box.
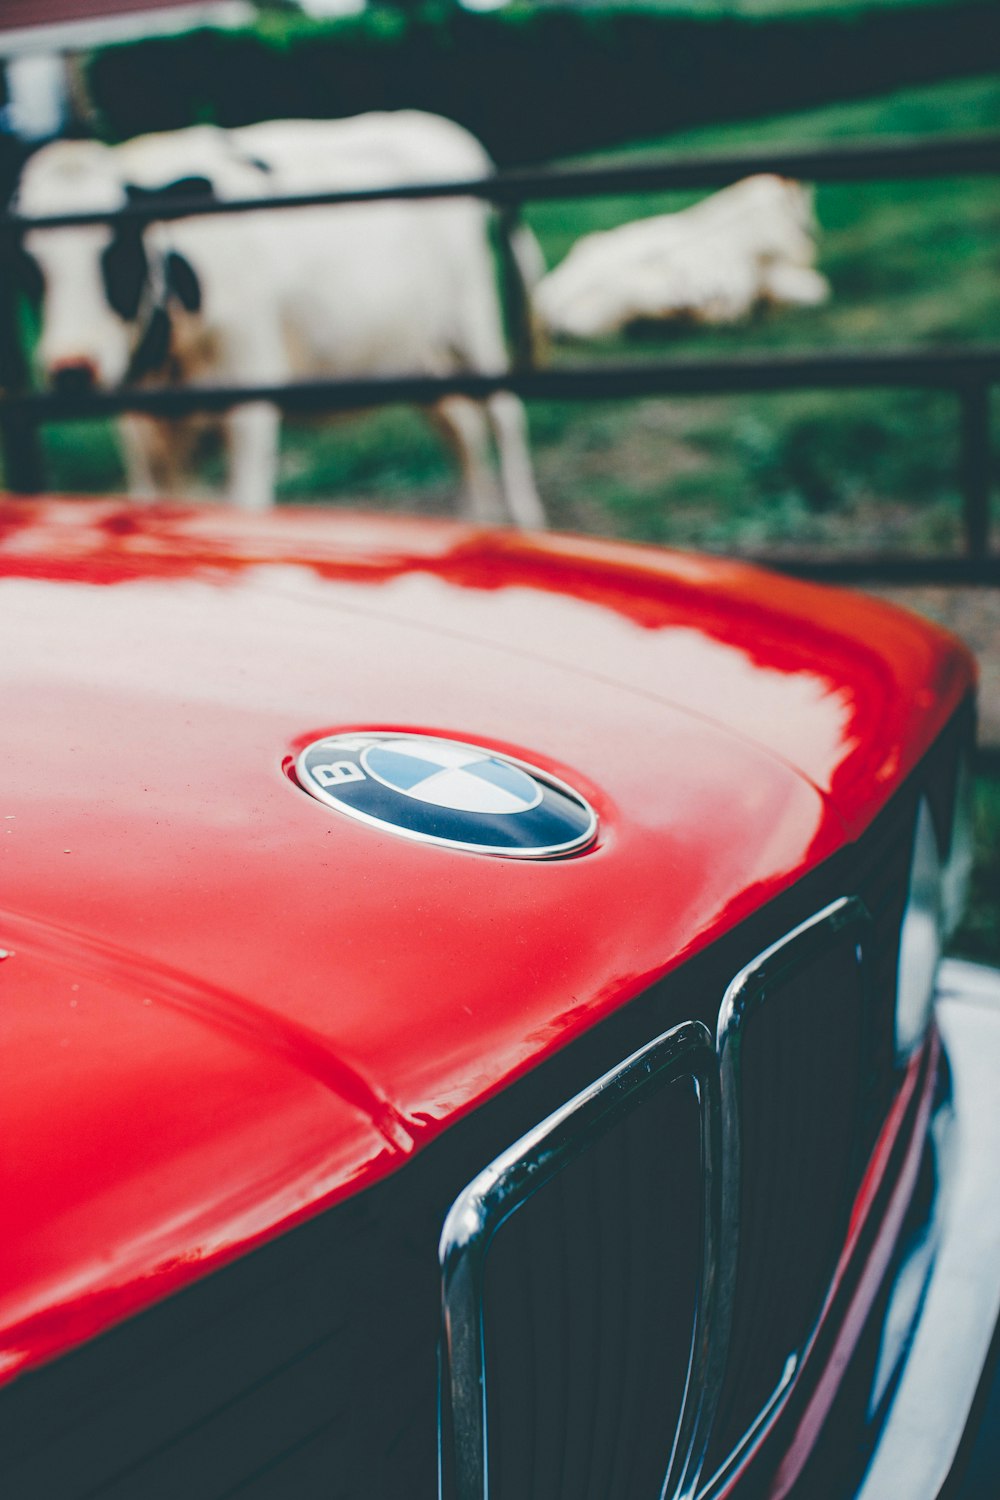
[534,175,830,341]
[15,113,545,526]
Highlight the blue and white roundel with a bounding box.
[295,732,597,858]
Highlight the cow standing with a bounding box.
[15,113,546,526]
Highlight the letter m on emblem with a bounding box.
[314,761,366,788]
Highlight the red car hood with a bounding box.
[0,500,973,1381]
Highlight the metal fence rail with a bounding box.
[3,346,995,584]
[1,130,997,584]
[3,132,999,229]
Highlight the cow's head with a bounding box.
[16,140,210,390]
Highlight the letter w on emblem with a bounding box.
[314,761,366,788]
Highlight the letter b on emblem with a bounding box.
[313,761,366,788]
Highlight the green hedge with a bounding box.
[86,3,1000,165]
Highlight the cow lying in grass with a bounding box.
[534,175,830,341]
[15,113,546,526]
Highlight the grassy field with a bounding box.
[231,72,995,553]
[623,0,986,11]
[38,70,1000,549]
[272,73,998,552]
[522,71,1000,549]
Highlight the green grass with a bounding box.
[671,0,977,11]
[41,420,126,493]
[27,70,1000,542]
[950,773,1000,964]
[516,72,1000,548]
[614,0,987,12]
[278,410,452,508]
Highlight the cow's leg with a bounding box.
[225,401,280,512]
[486,392,546,530]
[216,305,286,510]
[440,206,546,528]
[430,395,504,524]
[119,414,202,501]
[119,414,159,502]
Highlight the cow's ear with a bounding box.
[101,228,148,320]
[165,250,201,313]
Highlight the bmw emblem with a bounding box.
[295,732,598,859]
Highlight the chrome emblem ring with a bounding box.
[295,732,597,859]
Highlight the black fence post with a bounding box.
[0,228,44,494]
[959,382,992,561]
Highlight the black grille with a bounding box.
[705,924,869,1480]
[482,1074,703,1500]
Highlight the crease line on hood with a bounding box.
[0,906,417,1155]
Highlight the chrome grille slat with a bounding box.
[439,1021,720,1500]
[705,897,872,1490]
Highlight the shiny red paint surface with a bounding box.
[0,498,975,1382]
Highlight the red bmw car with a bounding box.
[0,498,996,1499]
